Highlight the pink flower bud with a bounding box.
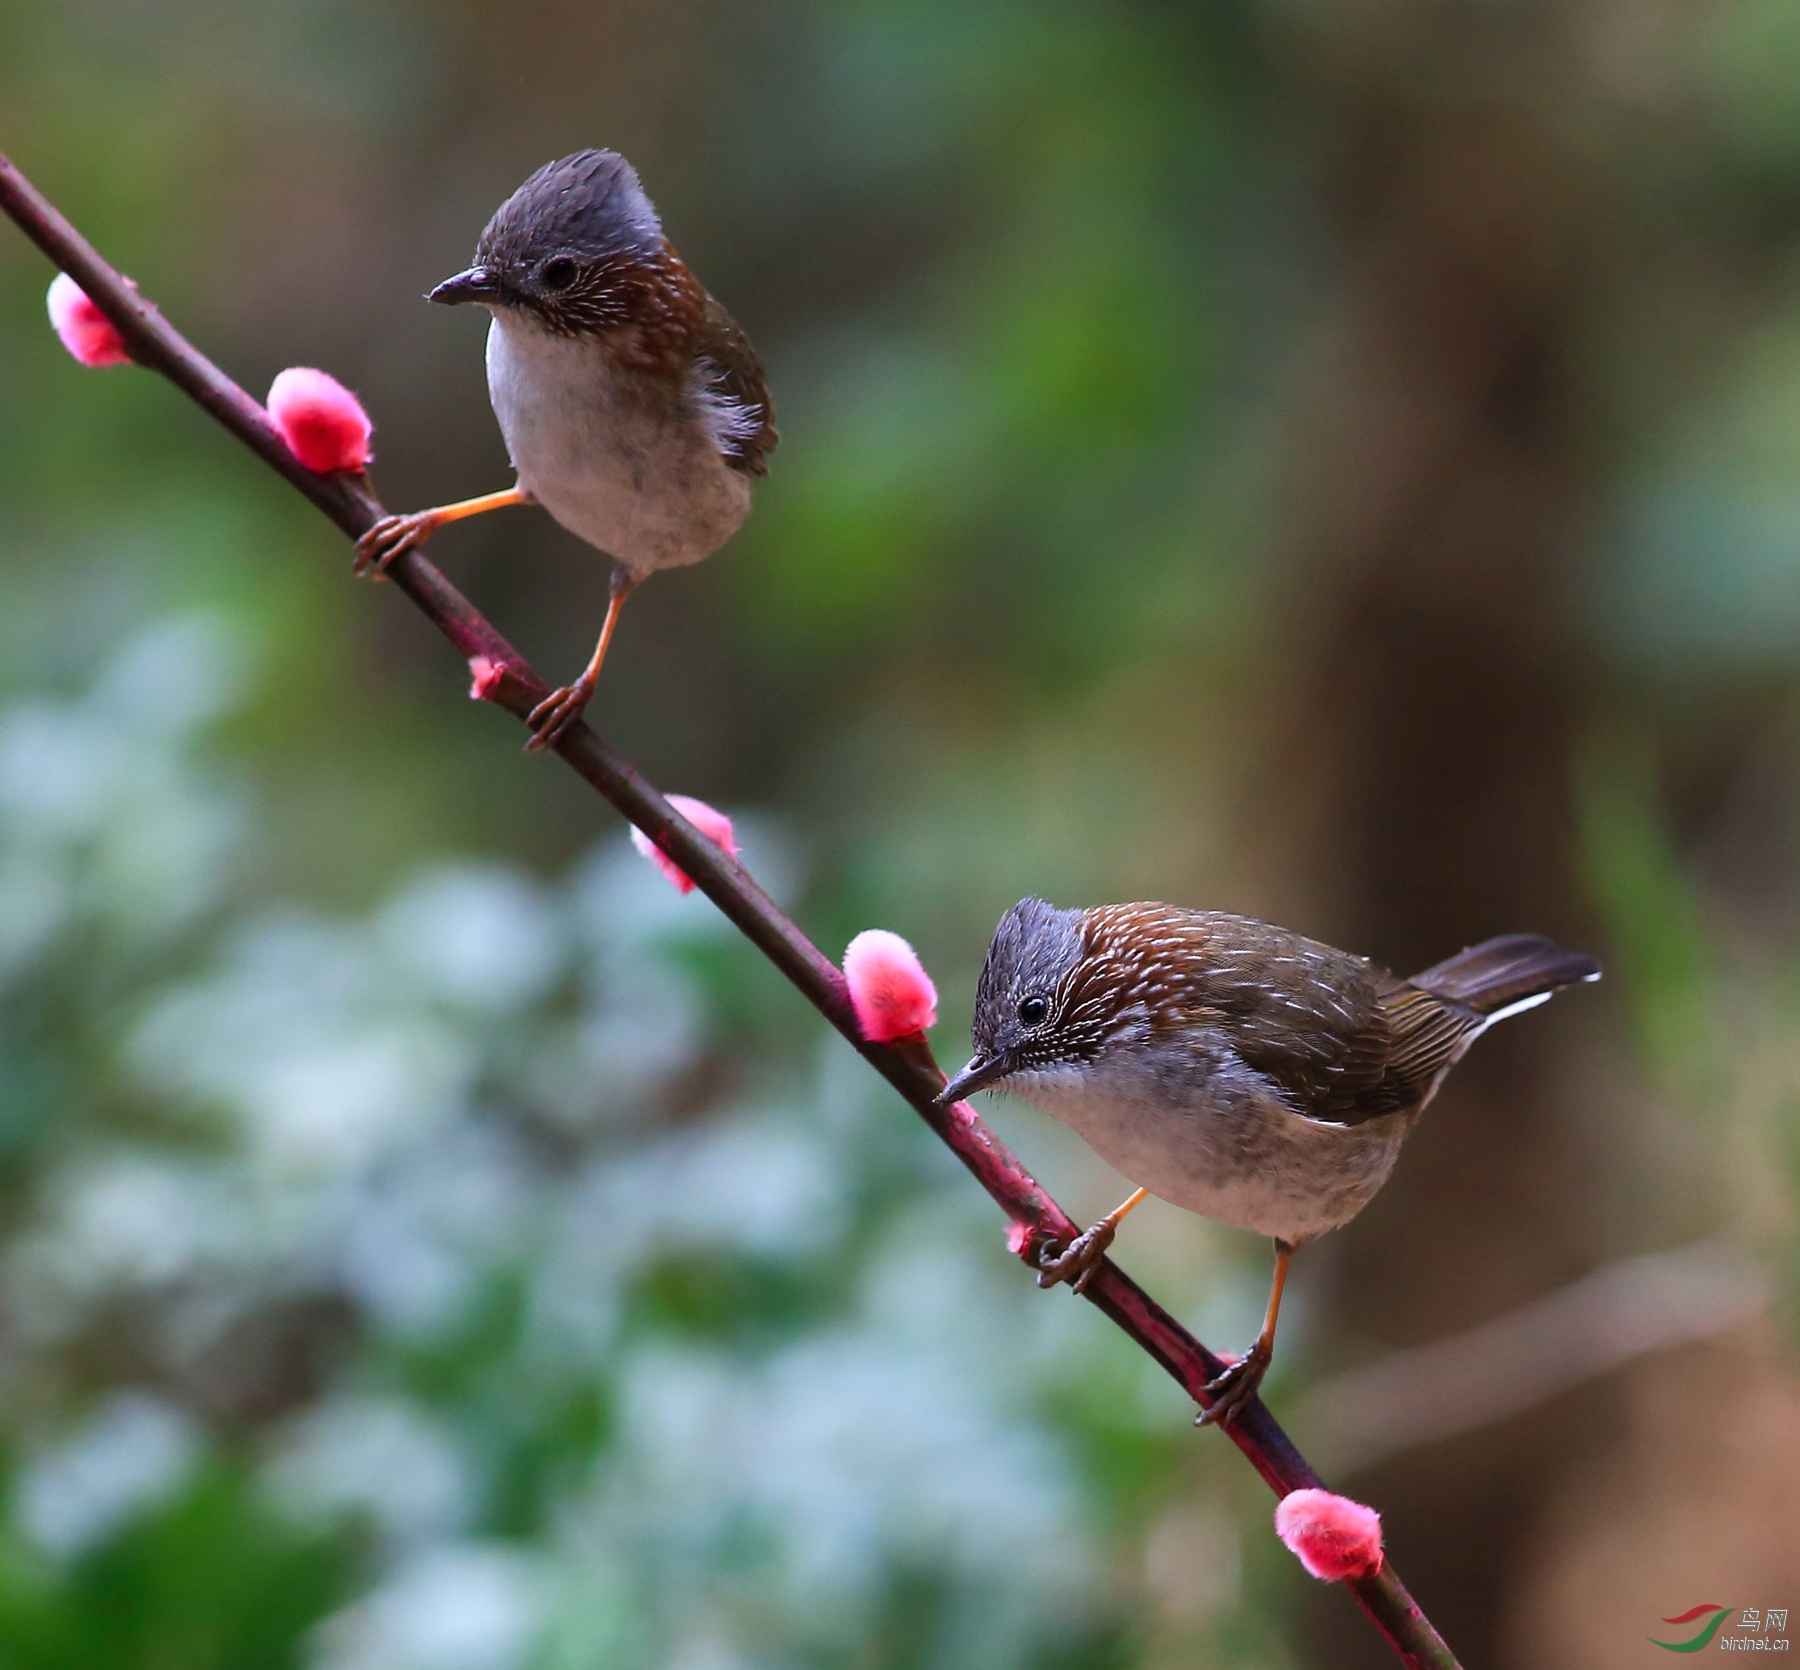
[843,929,938,1042]
[47,273,130,367]
[630,795,737,894]
[1274,1489,1384,1582]
[468,655,505,702]
[1005,1220,1034,1257]
[266,367,373,473]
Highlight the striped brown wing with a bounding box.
[1082,908,1415,1126]
[1087,907,1482,1127]
[1236,968,1481,1127]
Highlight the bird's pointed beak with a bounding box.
[936,1054,1006,1108]
[428,267,502,306]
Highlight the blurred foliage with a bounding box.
[1,0,1799,1666]
[0,628,1281,1666]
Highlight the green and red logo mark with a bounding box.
[1650,1604,1733,1653]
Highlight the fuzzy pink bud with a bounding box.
[468,655,505,702]
[1005,1220,1034,1257]
[630,796,737,894]
[843,929,938,1042]
[267,367,373,473]
[47,273,130,367]
[1274,1489,1383,1582]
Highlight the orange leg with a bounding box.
[352,484,532,576]
[523,568,637,753]
[1197,1239,1295,1428]
[1036,1185,1150,1295]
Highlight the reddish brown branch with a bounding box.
[0,149,1459,1670]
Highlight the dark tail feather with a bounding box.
[1410,934,1601,1018]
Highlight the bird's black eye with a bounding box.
[1017,995,1049,1026]
[540,257,577,292]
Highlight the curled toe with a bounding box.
[1194,1346,1271,1428]
[352,513,430,577]
[523,684,591,753]
[1035,1222,1115,1292]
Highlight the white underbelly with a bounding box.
[485,314,750,576]
[1009,1062,1409,1244]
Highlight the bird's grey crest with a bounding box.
[971,896,1086,1058]
[475,150,663,273]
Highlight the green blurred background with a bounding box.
[1,1,1798,1665]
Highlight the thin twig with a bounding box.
[0,148,1460,1670]
[1298,1238,1770,1474]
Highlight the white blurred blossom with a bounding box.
[565,1328,1088,1622]
[268,1396,472,1548]
[311,1544,547,1670]
[335,1125,536,1337]
[0,614,246,951]
[15,1392,199,1558]
[129,915,480,1175]
[376,864,565,1015]
[569,1113,846,1263]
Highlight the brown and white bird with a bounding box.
[938,900,1600,1424]
[356,149,776,749]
